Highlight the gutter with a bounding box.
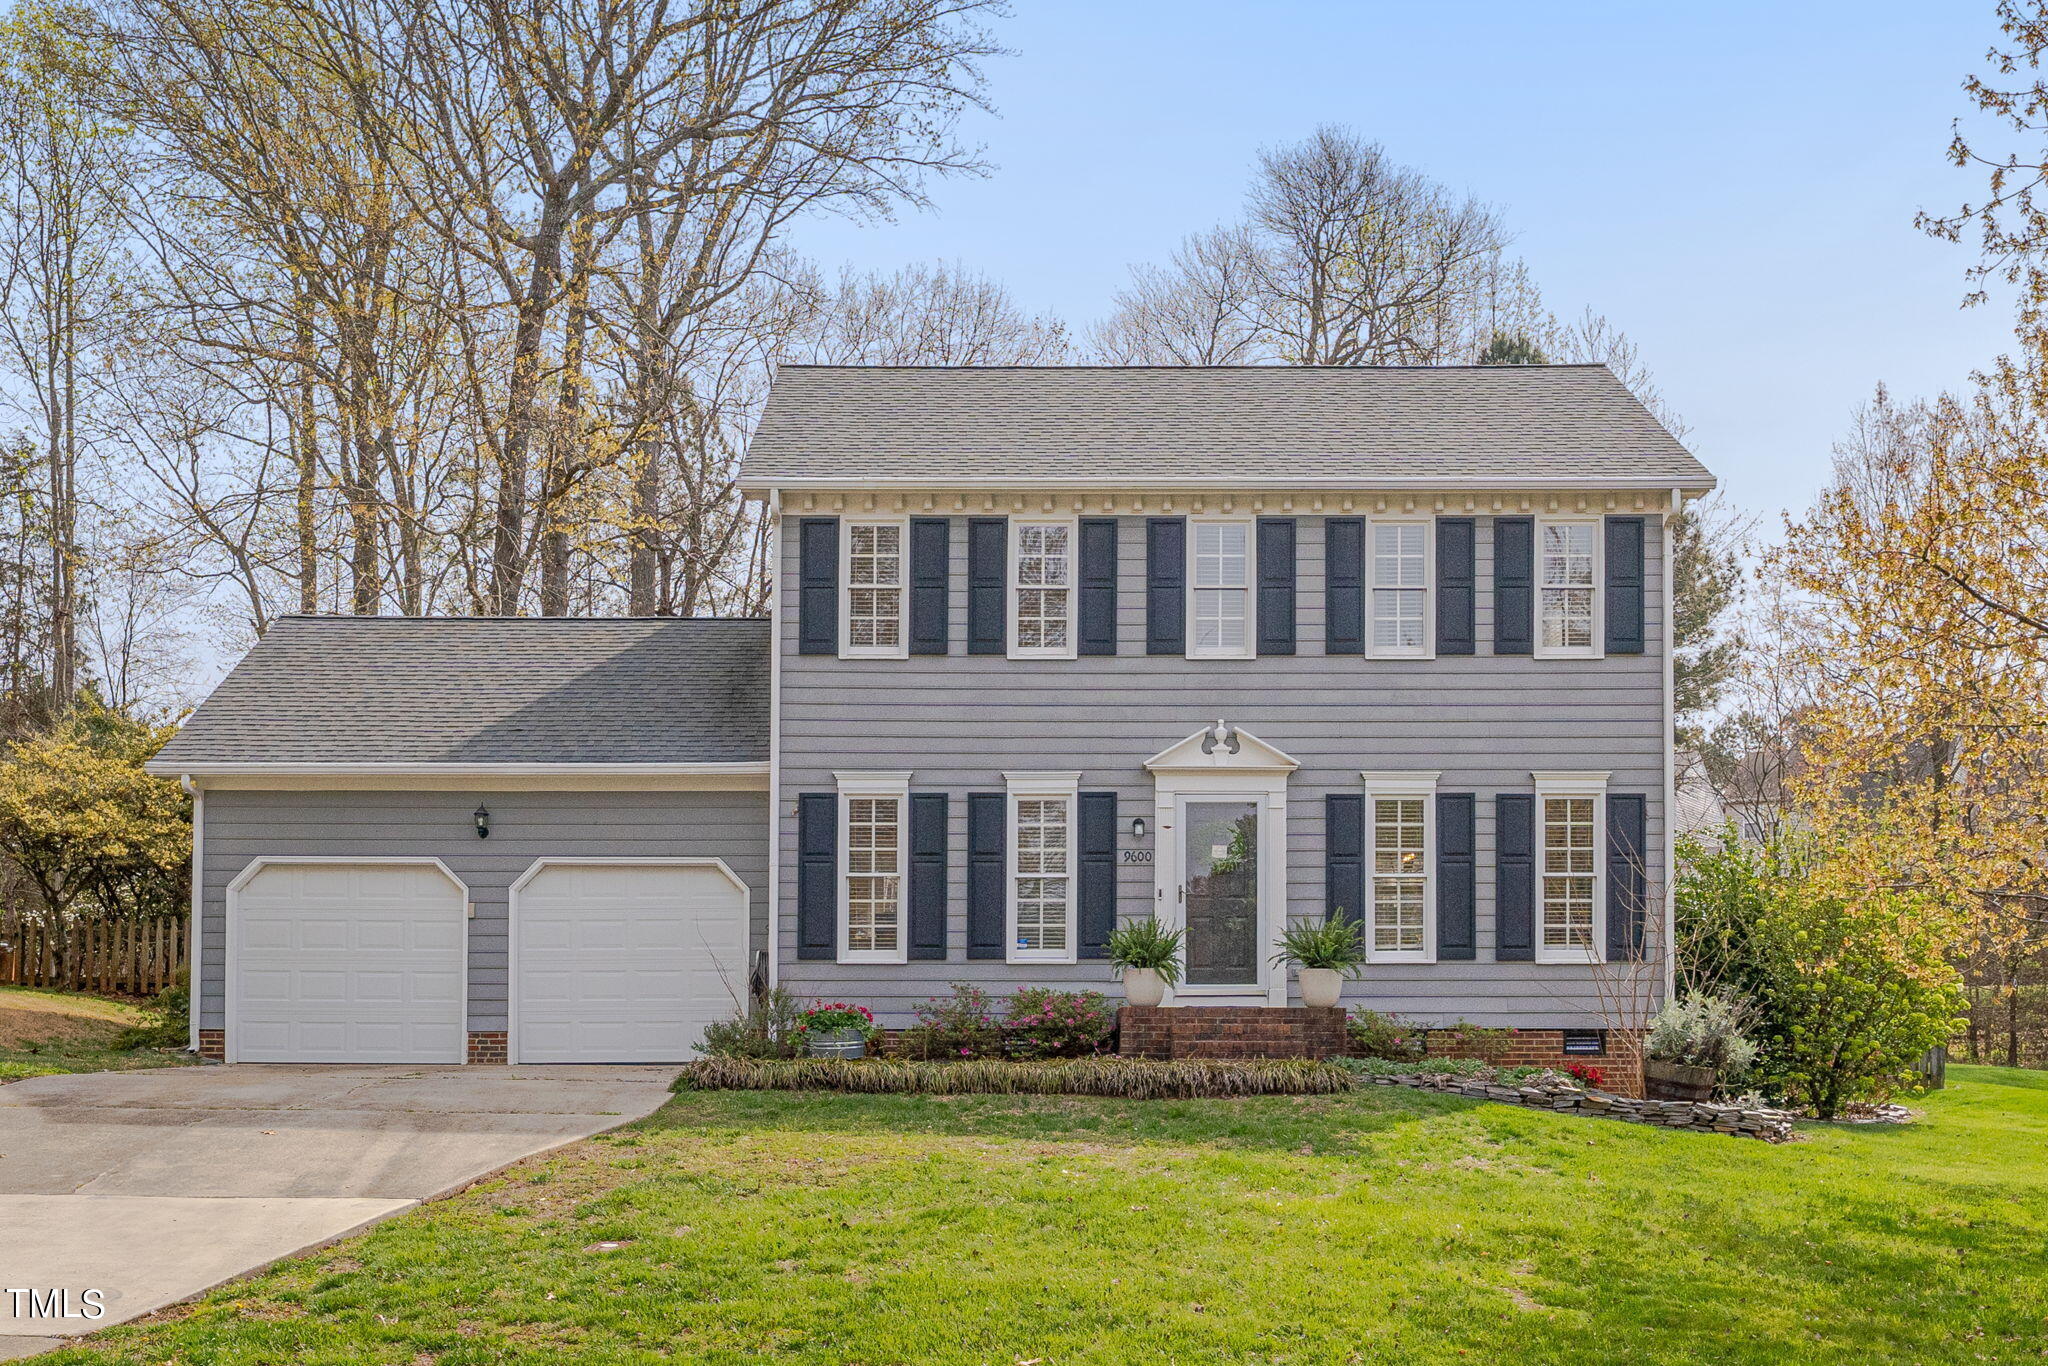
[144,760,771,779]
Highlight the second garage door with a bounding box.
[511,861,747,1063]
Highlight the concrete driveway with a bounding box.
[0,1063,679,1358]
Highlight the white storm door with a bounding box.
[232,862,467,1063]
[513,862,746,1063]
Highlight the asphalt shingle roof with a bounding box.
[148,616,769,769]
[739,364,1714,489]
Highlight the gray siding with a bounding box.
[197,787,769,1031]
[778,511,1667,1028]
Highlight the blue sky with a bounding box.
[786,1,2022,527]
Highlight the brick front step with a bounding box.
[1118,1006,1347,1060]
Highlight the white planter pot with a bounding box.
[1297,967,1344,1009]
[1122,966,1167,1008]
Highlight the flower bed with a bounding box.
[679,1055,1355,1099]
[1354,1065,1801,1142]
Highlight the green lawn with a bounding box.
[0,984,192,1080]
[41,1066,2048,1365]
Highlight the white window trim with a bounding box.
[1532,770,1609,965]
[1534,517,1604,661]
[839,517,909,660]
[1004,770,1080,964]
[1186,516,1256,660]
[1365,518,1435,660]
[1359,770,1439,964]
[1007,516,1079,661]
[835,770,912,964]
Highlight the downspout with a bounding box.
[180,775,202,1053]
[765,489,782,991]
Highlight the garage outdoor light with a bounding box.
[1130,815,1147,840]
[473,805,491,839]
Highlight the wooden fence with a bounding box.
[0,915,187,995]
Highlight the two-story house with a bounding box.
[147,364,1714,1069]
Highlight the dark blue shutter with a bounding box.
[1325,517,1364,655]
[909,793,948,960]
[1256,517,1296,655]
[797,518,838,656]
[1495,793,1535,961]
[967,518,1006,655]
[1492,517,1533,655]
[797,793,837,960]
[1437,517,1476,656]
[1326,793,1364,933]
[1606,794,1648,961]
[1078,518,1118,656]
[1437,793,1476,960]
[909,518,950,656]
[966,792,1005,959]
[1077,791,1117,958]
[1146,517,1186,655]
[1605,516,1645,655]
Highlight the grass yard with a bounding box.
[0,984,191,1081]
[38,1065,2048,1366]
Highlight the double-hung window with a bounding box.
[1369,520,1432,658]
[838,772,910,963]
[1006,771,1079,963]
[1533,771,1607,964]
[1537,520,1601,659]
[1010,520,1075,658]
[1361,771,1438,962]
[1189,519,1253,658]
[842,520,907,658]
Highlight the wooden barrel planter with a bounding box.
[1642,1058,1717,1102]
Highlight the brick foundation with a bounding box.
[1418,1028,1645,1097]
[466,1031,509,1064]
[1118,1006,1348,1060]
[196,1029,225,1062]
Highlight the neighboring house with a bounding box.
[148,364,1715,1067]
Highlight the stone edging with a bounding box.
[1365,1069,1801,1142]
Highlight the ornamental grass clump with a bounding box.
[678,1055,1356,1099]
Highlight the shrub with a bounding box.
[1428,1020,1516,1063]
[1002,987,1116,1059]
[1645,991,1758,1076]
[1565,1062,1608,1089]
[697,987,804,1059]
[1272,911,1365,973]
[112,967,190,1050]
[678,1055,1355,1099]
[1346,1008,1421,1060]
[1750,881,1965,1118]
[897,984,1006,1060]
[1105,917,1184,985]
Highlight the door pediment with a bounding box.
[1144,721,1299,775]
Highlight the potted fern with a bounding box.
[1106,917,1183,1007]
[1272,911,1365,1009]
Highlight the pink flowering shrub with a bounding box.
[898,984,1006,1059]
[1002,988,1116,1059]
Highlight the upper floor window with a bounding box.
[1532,770,1607,963]
[837,771,911,963]
[1011,520,1074,658]
[842,520,906,658]
[1537,520,1601,659]
[1189,519,1253,659]
[1006,771,1079,963]
[1369,520,1431,658]
[1361,770,1438,962]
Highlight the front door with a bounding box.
[1181,798,1262,987]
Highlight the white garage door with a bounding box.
[513,862,746,1063]
[232,862,466,1063]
